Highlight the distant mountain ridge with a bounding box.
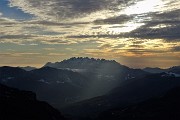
[19,66,37,71]
[143,66,180,74]
[143,67,166,73]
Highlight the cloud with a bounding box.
[0,0,179,68]
[171,46,180,52]
[93,15,133,25]
[9,0,135,22]
[129,45,145,48]
[1,0,178,47]
[43,48,55,51]
[126,21,180,41]
[124,9,180,41]
[29,43,38,46]
[0,52,41,57]
[27,20,89,26]
[40,38,77,45]
[98,43,112,49]
[0,34,36,45]
[48,53,66,56]
[0,34,34,39]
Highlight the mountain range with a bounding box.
[0,57,149,108]
[0,57,180,120]
[143,66,180,74]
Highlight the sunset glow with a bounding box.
[0,0,179,68]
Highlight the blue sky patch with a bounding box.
[0,0,34,20]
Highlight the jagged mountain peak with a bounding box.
[44,57,123,69]
[63,57,117,62]
[48,57,118,64]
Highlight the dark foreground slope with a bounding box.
[98,87,180,120]
[0,83,66,120]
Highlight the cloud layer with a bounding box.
[9,0,133,21]
[0,0,179,67]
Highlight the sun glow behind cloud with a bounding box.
[107,0,170,34]
[120,0,166,15]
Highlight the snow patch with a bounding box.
[7,77,14,80]
[56,81,65,84]
[38,79,50,84]
[125,74,135,80]
[161,72,180,77]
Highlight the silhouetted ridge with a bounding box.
[19,66,37,71]
[168,66,180,74]
[0,66,29,80]
[0,58,148,109]
[143,66,180,74]
[0,84,66,120]
[44,57,123,69]
[143,67,165,73]
[0,66,27,74]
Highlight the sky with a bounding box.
[0,0,179,68]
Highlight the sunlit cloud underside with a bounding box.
[0,0,179,68]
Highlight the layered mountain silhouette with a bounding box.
[143,66,180,74]
[0,57,180,120]
[0,83,65,120]
[45,57,148,98]
[0,57,148,108]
